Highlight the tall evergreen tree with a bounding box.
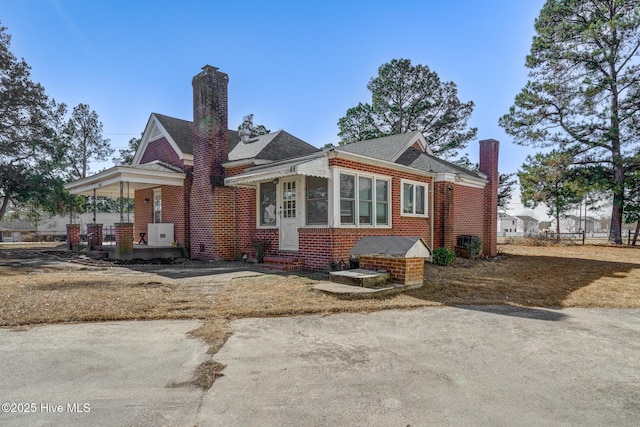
[500,0,640,244]
[65,103,113,179]
[0,23,68,222]
[518,151,585,240]
[338,58,477,159]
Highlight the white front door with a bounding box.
[279,179,299,251]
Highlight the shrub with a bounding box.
[432,247,456,266]
[467,239,482,258]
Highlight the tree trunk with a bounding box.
[633,221,639,246]
[608,57,624,245]
[555,209,561,243]
[0,194,10,223]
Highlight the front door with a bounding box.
[279,179,299,251]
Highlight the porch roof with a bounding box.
[64,161,186,197]
[224,152,329,187]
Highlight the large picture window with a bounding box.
[259,181,277,226]
[401,179,428,217]
[306,176,328,225]
[339,172,390,227]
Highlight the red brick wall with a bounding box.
[140,137,185,169]
[329,157,433,241]
[160,185,186,246]
[134,189,153,243]
[358,255,424,285]
[134,186,186,246]
[452,184,485,239]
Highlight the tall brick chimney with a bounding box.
[190,65,234,260]
[192,65,229,180]
[479,139,499,257]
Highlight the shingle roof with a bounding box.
[0,220,35,231]
[153,114,193,155]
[395,147,484,180]
[256,130,320,161]
[153,113,241,156]
[334,131,423,162]
[151,114,314,162]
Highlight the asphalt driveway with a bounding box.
[1,307,639,426]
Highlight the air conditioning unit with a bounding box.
[147,223,174,246]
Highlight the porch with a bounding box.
[63,161,187,260]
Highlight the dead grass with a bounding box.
[2,243,640,340]
[2,242,639,388]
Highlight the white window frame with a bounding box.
[305,176,329,226]
[401,179,428,218]
[153,188,162,223]
[333,168,391,228]
[257,181,278,229]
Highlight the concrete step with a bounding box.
[329,268,390,288]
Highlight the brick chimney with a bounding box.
[190,65,233,260]
[192,65,229,181]
[479,139,499,257]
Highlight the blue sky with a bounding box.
[3,0,547,213]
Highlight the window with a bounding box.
[401,180,428,217]
[376,179,389,225]
[340,174,355,224]
[339,172,390,227]
[306,176,328,225]
[153,188,162,223]
[259,181,277,226]
[359,177,372,224]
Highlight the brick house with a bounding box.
[65,65,499,270]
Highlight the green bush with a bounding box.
[432,247,456,266]
[467,239,482,258]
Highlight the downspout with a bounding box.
[430,179,434,257]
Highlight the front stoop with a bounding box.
[329,269,391,288]
[256,256,305,272]
[313,281,422,299]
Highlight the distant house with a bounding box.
[0,220,35,242]
[498,213,519,233]
[550,215,603,233]
[64,65,500,268]
[515,215,539,235]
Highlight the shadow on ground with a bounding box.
[455,305,567,321]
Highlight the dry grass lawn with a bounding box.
[2,242,639,356]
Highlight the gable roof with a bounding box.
[395,147,484,180]
[228,130,319,162]
[153,113,193,155]
[134,113,314,167]
[516,215,539,222]
[334,131,428,162]
[0,220,35,232]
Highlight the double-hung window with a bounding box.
[339,172,390,227]
[401,179,428,217]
